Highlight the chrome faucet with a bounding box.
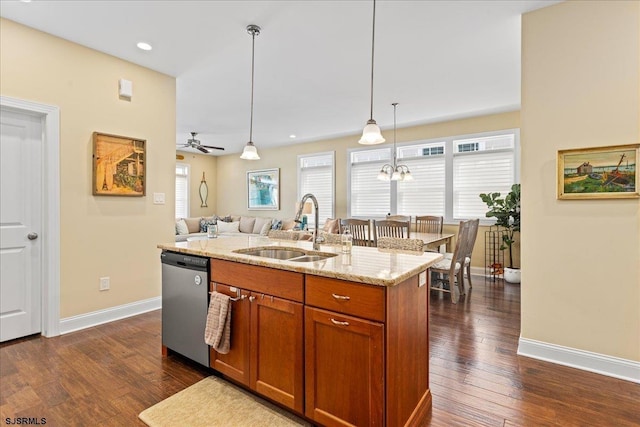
[294,193,324,250]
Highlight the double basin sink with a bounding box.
[233,247,337,263]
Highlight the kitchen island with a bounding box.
[158,235,442,426]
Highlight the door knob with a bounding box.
[27,232,38,240]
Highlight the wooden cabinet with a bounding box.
[305,274,431,427]
[305,306,384,426]
[209,259,431,425]
[210,260,304,414]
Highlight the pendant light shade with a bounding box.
[377,103,413,182]
[241,24,261,160]
[359,0,385,145]
[240,141,259,160]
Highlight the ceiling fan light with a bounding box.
[359,120,386,145]
[240,141,260,160]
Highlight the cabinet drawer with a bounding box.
[211,259,304,302]
[305,276,385,322]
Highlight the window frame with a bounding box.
[297,151,336,227]
[175,162,190,219]
[347,128,520,225]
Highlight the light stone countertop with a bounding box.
[158,234,443,287]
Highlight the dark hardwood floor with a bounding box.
[1,276,638,426]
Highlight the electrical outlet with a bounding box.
[99,277,110,291]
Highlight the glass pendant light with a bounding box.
[241,24,261,160]
[359,0,385,145]
[377,103,413,181]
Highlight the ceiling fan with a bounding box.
[181,132,225,153]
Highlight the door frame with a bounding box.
[1,95,60,337]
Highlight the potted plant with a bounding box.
[480,183,521,283]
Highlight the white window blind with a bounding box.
[350,148,390,217]
[453,134,515,219]
[397,143,446,216]
[175,163,189,219]
[348,130,518,223]
[298,152,334,226]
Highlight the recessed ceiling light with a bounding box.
[289,134,296,139]
[137,42,152,51]
[20,0,32,3]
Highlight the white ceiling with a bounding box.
[1,0,560,156]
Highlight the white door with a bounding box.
[0,109,43,342]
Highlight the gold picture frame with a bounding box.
[557,144,639,200]
[93,132,146,196]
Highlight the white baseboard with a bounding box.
[518,337,640,384]
[59,296,161,335]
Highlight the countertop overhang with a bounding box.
[158,235,443,287]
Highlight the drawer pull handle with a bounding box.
[330,318,350,327]
[248,296,256,302]
[331,293,351,301]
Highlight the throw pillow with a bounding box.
[281,219,296,231]
[217,221,240,233]
[183,217,202,234]
[221,215,232,223]
[322,218,340,234]
[175,219,189,235]
[239,216,256,234]
[200,216,217,232]
[260,222,271,236]
[230,215,241,222]
[252,217,272,234]
[271,219,282,230]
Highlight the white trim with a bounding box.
[60,297,162,335]
[518,337,640,384]
[1,96,60,338]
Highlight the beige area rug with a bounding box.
[139,376,312,427]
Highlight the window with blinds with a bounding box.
[175,163,189,219]
[348,130,518,223]
[397,142,446,216]
[298,152,335,227]
[453,134,515,219]
[349,148,391,217]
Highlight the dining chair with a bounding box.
[386,214,411,223]
[430,219,476,303]
[377,237,424,252]
[373,219,411,246]
[340,219,374,247]
[442,218,479,289]
[416,215,444,252]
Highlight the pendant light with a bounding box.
[378,103,413,181]
[359,0,385,145]
[240,24,261,160]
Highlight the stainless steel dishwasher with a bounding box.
[161,250,210,367]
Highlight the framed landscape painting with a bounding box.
[93,132,146,196]
[247,168,279,210]
[557,144,639,200]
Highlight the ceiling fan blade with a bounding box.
[202,145,225,151]
[196,145,210,153]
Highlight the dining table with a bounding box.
[412,231,455,253]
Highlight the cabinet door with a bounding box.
[210,284,251,386]
[250,293,304,414]
[305,307,384,426]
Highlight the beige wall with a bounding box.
[522,1,639,360]
[217,111,520,269]
[1,19,176,318]
[176,152,218,218]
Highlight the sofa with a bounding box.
[175,214,334,242]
